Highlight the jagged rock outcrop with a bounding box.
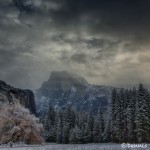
[0,80,36,115]
[35,71,112,117]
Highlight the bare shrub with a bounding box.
[0,104,44,144]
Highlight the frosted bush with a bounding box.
[0,104,44,144]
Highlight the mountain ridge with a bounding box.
[35,71,112,117]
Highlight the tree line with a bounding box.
[109,83,150,143]
[43,105,104,144]
[43,83,150,143]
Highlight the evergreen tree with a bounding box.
[47,104,55,126]
[122,89,128,143]
[62,123,70,143]
[63,107,75,129]
[93,119,101,143]
[93,106,105,142]
[56,118,63,143]
[44,104,56,141]
[82,123,91,143]
[87,114,95,142]
[44,115,51,140]
[46,127,56,142]
[111,88,117,142]
[135,83,148,143]
[145,89,150,142]
[114,91,122,142]
[131,87,137,142]
[69,126,81,143]
[78,113,88,129]
[126,90,133,143]
[98,106,105,134]
[103,117,111,142]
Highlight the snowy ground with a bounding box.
[0,143,149,150]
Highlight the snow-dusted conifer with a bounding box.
[69,126,81,143]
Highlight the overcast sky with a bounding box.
[0,0,150,89]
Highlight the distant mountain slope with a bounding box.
[35,71,112,116]
[0,80,36,114]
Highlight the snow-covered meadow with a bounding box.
[0,143,149,150]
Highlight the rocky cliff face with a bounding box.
[35,71,112,116]
[0,80,36,115]
[38,71,88,99]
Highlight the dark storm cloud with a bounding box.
[10,0,150,43]
[71,53,87,63]
[0,0,150,89]
[47,0,150,41]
